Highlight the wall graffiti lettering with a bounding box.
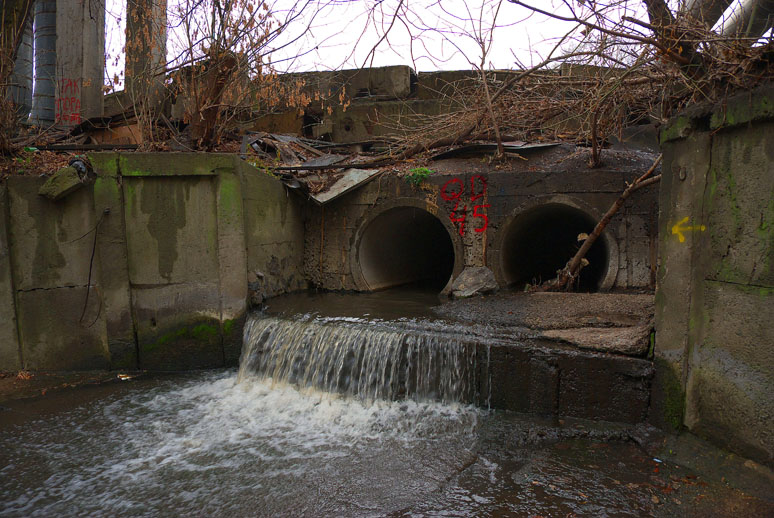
[55,77,82,124]
[440,175,489,236]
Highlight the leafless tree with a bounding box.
[0,0,33,154]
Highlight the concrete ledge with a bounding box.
[661,83,774,144]
[477,338,652,423]
[118,153,234,176]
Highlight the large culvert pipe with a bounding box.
[29,1,57,125]
[500,203,611,292]
[10,18,33,118]
[357,206,455,291]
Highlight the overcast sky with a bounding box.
[104,0,588,87]
[106,0,762,86]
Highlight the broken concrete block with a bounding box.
[38,163,92,201]
[450,266,499,299]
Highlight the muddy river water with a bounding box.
[1,290,771,517]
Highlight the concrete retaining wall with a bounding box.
[0,146,659,374]
[0,153,306,371]
[654,85,774,466]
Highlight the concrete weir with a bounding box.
[243,296,654,424]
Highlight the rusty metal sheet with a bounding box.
[310,168,382,205]
[302,154,347,168]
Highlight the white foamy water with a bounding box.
[0,370,480,518]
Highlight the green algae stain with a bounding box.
[218,174,241,217]
[191,323,218,341]
[707,166,718,200]
[87,153,120,176]
[223,319,235,335]
[711,92,774,129]
[660,115,692,143]
[143,323,220,353]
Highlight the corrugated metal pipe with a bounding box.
[9,17,33,118]
[28,0,57,125]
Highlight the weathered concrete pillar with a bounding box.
[125,0,167,104]
[54,0,105,126]
[29,1,57,125]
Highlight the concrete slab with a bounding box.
[7,177,98,291]
[93,172,137,370]
[542,325,651,356]
[132,283,223,370]
[239,161,306,299]
[435,292,653,350]
[15,287,109,371]
[216,169,248,365]
[123,175,219,284]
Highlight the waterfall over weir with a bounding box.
[238,314,477,404]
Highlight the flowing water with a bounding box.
[1,290,768,517]
[0,370,479,517]
[238,315,476,404]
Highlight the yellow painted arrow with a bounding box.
[671,216,706,243]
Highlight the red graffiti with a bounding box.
[440,178,464,202]
[470,175,487,201]
[472,204,490,233]
[440,175,489,236]
[54,77,83,125]
[59,77,80,96]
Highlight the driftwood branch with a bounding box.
[539,154,663,291]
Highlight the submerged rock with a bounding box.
[449,267,499,299]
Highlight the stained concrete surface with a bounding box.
[0,154,307,373]
[305,146,658,294]
[656,84,774,466]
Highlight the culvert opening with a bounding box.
[358,206,455,291]
[502,204,609,292]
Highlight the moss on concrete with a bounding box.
[217,173,240,216]
[119,153,233,177]
[223,319,235,335]
[660,115,693,144]
[710,88,774,130]
[662,85,774,144]
[87,152,120,176]
[38,166,84,201]
[140,318,223,370]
